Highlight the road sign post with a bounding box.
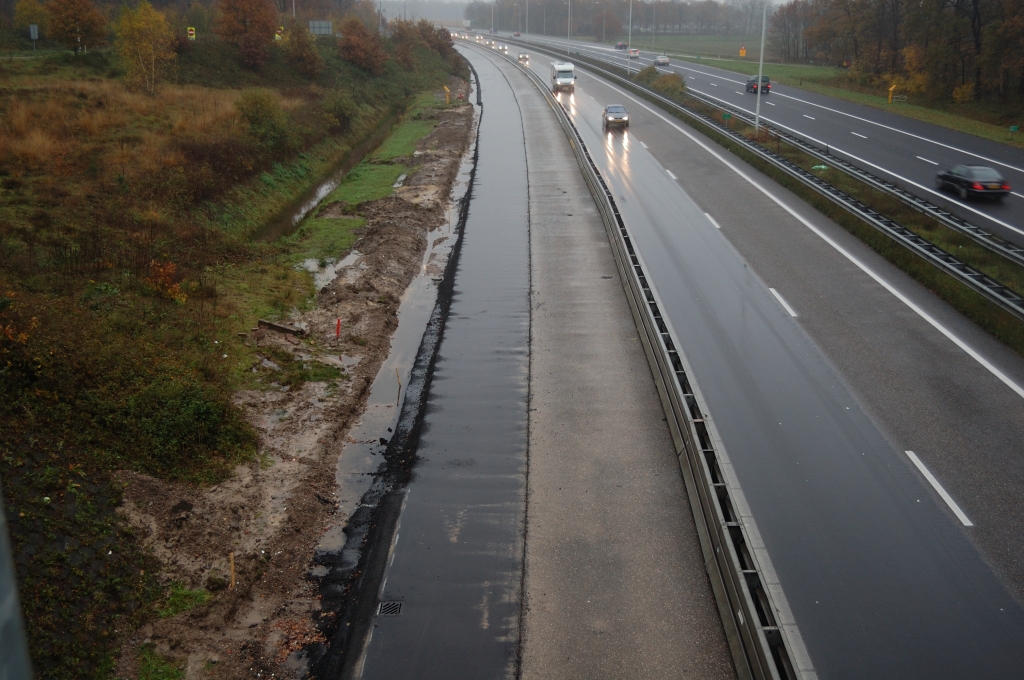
[1012,125,1019,141]
[722,112,732,128]
[29,23,38,50]
[739,45,746,57]
[187,26,196,40]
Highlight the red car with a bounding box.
[513,31,521,36]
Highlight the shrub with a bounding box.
[235,88,291,150]
[652,72,687,99]
[634,64,659,86]
[321,90,356,132]
[284,24,324,76]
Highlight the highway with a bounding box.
[509,34,1024,248]
[495,45,1024,678]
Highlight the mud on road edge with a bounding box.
[307,64,484,679]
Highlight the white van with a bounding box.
[550,62,576,92]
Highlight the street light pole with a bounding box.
[754,0,767,131]
[492,1,495,32]
[567,0,571,55]
[526,0,529,34]
[627,0,633,74]
[651,0,656,52]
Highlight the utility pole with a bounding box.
[543,5,546,34]
[567,0,571,55]
[652,0,656,53]
[627,0,633,74]
[292,0,296,19]
[491,1,494,32]
[754,0,767,131]
[526,0,529,34]
[602,3,606,42]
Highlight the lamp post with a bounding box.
[754,0,767,131]
[491,0,495,32]
[626,0,633,74]
[567,0,572,55]
[526,0,529,34]
[651,0,656,53]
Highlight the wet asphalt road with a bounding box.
[355,54,530,678]
[505,53,1024,678]
[466,46,739,679]
[511,34,1024,247]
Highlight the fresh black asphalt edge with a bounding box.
[306,60,484,680]
[503,39,1024,324]
[473,42,818,680]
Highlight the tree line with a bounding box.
[465,0,767,39]
[769,0,1024,102]
[3,0,455,85]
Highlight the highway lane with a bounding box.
[504,34,1024,247]
[505,50,1024,678]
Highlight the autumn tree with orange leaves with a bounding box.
[339,16,388,74]
[215,0,277,68]
[47,0,107,53]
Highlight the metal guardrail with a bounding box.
[460,40,817,680]
[503,39,1024,324]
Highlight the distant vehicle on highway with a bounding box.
[628,48,640,59]
[550,61,576,92]
[936,165,1010,201]
[602,104,629,128]
[517,52,530,63]
[498,44,508,53]
[746,75,770,93]
[614,41,627,50]
[513,31,521,37]
[654,55,670,66]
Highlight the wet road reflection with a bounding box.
[355,47,530,680]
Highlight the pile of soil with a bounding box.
[113,77,475,679]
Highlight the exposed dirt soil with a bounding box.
[113,78,474,679]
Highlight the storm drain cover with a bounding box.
[378,601,402,616]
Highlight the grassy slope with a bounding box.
[0,36,459,679]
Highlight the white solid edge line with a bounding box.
[639,140,648,148]
[704,212,722,229]
[917,156,939,165]
[666,169,678,180]
[769,288,798,317]
[851,132,867,138]
[772,91,1024,175]
[1013,191,1024,199]
[905,451,973,526]
[581,72,1024,402]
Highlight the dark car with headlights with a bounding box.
[614,41,627,50]
[936,165,1010,201]
[603,104,629,128]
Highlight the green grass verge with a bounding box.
[158,584,212,618]
[138,645,184,680]
[321,163,409,206]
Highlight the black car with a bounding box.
[936,165,1010,201]
[746,75,770,93]
[614,41,627,50]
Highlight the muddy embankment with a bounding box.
[113,77,476,680]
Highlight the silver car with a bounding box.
[603,104,629,128]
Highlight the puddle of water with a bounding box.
[295,249,362,291]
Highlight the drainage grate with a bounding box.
[377,601,402,616]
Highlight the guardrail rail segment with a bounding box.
[459,40,817,680]
[502,39,1024,324]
